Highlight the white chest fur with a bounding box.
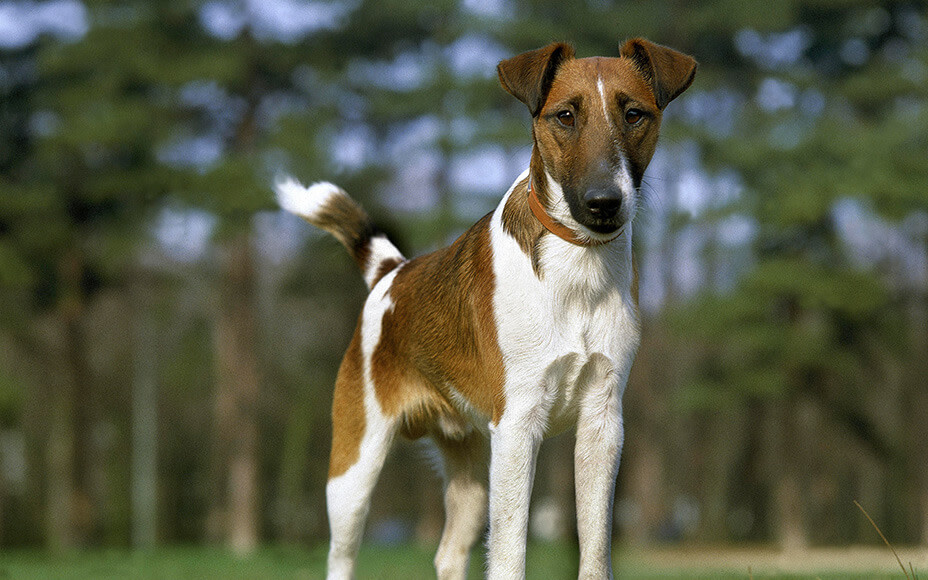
[489,185,641,433]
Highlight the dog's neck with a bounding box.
[500,170,632,285]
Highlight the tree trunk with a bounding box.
[768,401,808,552]
[45,366,76,552]
[699,409,745,541]
[912,239,928,548]
[212,233,261,554]
[46,251,93,552]
[921,486,928,548]
[275,389,315,543]
[622,432,663,545]
[131,266,159,548]
[910,308,928,547]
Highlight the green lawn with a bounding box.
[0,543,918,579]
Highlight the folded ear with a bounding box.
[620,38,697,109]
[497,42,575,117]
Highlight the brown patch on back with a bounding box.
[328,322,366,479]
[371,213,507,429]
[372,256,404,288]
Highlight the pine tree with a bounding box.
[667,0,928,546]
[0,0,184,548]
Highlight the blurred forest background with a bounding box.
[0,0,926,559]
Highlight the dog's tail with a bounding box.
[274,176,406,290]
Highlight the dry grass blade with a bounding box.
[854,500,912,580]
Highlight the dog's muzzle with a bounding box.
[583,188,622,218]
[581,187,625,233]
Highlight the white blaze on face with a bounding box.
[596,76,610,123]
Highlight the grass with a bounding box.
[0,543,923,579]
[856,500,920,580]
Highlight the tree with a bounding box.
[667,0,928,547]
[2,0,925,553]
[0,0,185,548]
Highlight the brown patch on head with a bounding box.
[534,41,696,184]
[499,40,696,236]
[533,55,664,194]
[328,324,365,479]
[497,42,575,117]
[619,38,698,110]
[370,213,507,429]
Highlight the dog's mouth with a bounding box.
[583,217,625,235]
[569,198,629,236]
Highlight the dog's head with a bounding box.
[498,39,697,239]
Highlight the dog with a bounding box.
[276,38,696,580]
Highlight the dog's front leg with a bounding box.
[486,406,546,579]
[574,355,625,579]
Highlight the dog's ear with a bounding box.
[497,42,575,117]
[620,38,697,109]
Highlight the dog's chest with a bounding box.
[489,206,640,429]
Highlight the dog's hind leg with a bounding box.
[433,432,489,580]
[325,407,397,580]
[324,330,399,580]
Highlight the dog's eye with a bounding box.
[556,110,575,127]
[625,108,643,125]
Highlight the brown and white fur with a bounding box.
[276,38,696,580]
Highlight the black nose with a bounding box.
[583,189,622,217]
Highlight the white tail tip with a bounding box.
[274,175,343,220]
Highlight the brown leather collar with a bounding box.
[527,176,623,247]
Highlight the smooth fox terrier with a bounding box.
[276,38,696,580]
